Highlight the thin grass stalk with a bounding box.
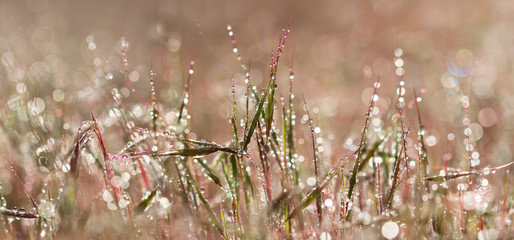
[177,60,195,125]
[387,118,414,209]
[303,97,322,225]
[287,65,298,186]
[2,155,42,218]
[346,77,380,205]
[256,121,272,202]
[90,114,121,205]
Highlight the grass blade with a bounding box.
[347,77,380,200]
[135,189,157,214]
[303,97,322,225]
[197,158,222,186]
[154,146,237,157]
[0,208,38,218]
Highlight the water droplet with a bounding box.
[324,199,333,208]
[39,201,56,218]
[320,232,331,240]
[394,48,403,57]
[471,158,480,167]
[306,177,316,186]
[102,189,113,202]
[159,197,171,208]
[28,98,45,115]
[382,221,399,239]
[394,58,404,67]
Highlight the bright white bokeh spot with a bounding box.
[447,133,455,141]
[394,58,404,67]
[320,232,331,240]
[160,197,171,208]
[306,177,316,186]
[53,89,65,102]
[394,48,403,57]
[28,98,45,115]
[121,172,131,181]
[478,229,499,240]
[102,189,113,202]
[324,199,333,208]
[119,199,129,209]
[425,135,437,147]
[382,221,399,239]
[39,201,56,218]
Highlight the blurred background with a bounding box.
[1,0,514,235]
[2,0,513,165]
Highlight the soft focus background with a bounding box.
[2,0,512,150]
[1,0,514,239]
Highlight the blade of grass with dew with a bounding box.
[135,189,157,214]
[357,140,384,172]
[90,114,121,204]
[196,158,222,187]
[0,207,38,219]
[69,128,90,178]
[286,65,298,185]
[2,154,42,219]
[169,157,191,206]
[256,120,272,202]
[229,154,240,194]
[229,76,252,208]
[287,152,354,221]
[346,77,380,202]
[281,105,291,184]
[221,208,228,237]
[387,119,413,209]
[241,26,289,152]
[242,76,271,152]
[221,160,234,197]
[149,66,159,132]
[177,61,194,124]
[303,97,322,225]
[136,157,152,190]
[425,160,514,181]
[184,163,227,239]
[265,67,277,143]
[414,88,430,192]
[265,27,289,141]
[154,146,237,157]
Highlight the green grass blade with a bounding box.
[197,158,222,186]
[135,189,157,214]
[155,147,237,157]
[242,80,271,152]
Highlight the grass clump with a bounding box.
[0,16,513,240]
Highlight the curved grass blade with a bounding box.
[188,170,227,239]
[154,146,237,157]
[242,81,270,152]
[0,207,38,218]
[347,77,380,200]
[287,152,354,221]
[303,97,322,225]
[135,189,157,214]
[197,158,222,186]
[69,128,91,178]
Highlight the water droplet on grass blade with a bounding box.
[102,189,113,202]
[39,201,55,218]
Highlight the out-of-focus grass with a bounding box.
[1,0,514,239]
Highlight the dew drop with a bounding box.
[381,221,399,239]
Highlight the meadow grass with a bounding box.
[0,20,513,240]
